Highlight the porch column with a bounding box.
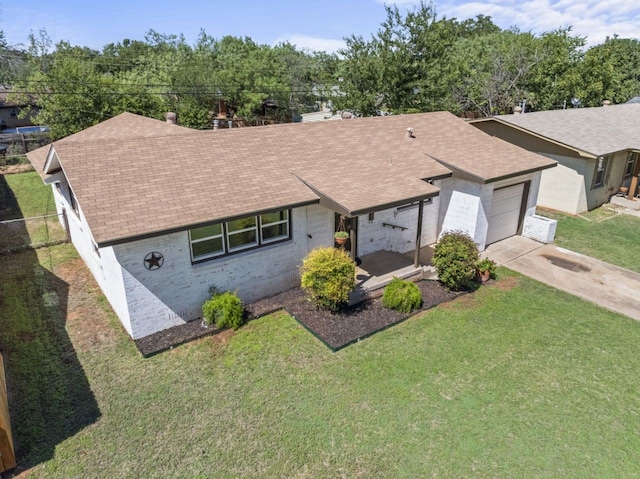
[628,158,640,200]
[350,216,358,261]
[413,200,424,268]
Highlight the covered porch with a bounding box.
[348,246,436,305]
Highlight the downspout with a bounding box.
[413,200,424,268]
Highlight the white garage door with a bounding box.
[486,183,525,245]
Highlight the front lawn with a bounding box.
[539,205,640,273]
[3,245,640,478]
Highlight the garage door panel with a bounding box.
[486,183,524,245]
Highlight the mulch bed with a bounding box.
[135,279,462,356]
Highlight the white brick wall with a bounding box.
[357,198,440,256]
[437,172,542,251]
[111,206,319,339]
[523,214,557,243]
[437,178,493,249]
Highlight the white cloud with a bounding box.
[384,0,640,46]
[275,35,346,54]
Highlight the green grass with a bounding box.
[539,206,640,273]
[3,171,58,219]
[1,171,67,247]
[3,258,640,478]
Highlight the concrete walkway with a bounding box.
[483,236,640,322]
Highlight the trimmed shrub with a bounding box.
[300,247,356,312]
[202,291,244,330]
[432,231,479,291]
[382,277,422,313]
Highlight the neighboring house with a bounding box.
[471,103,640,215]
[0,88,38,129]
[299,108,343,123]
[27,111,555,339]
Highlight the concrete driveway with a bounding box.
[483,236,640,322]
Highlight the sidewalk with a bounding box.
[484,236,640,322]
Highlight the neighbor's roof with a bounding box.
[473,103,640,158]
[0,87,34,108]
[28,111,555,246]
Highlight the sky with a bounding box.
[2,0,639,53]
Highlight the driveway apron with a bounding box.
[484,236,640,322]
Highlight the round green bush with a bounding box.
[432,231,479,291]
[202,291,244,330]
[382,277,422,313]
[300,247,356,312]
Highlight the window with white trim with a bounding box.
[592,155,609,188]
[190,210,290,262]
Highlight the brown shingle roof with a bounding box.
[28,111,555,245]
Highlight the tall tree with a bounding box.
[524,28,585,111]
[332,1,501,115]
[573,36,640,106]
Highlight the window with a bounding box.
[227,217,258,252]
[68,185,79,215]
[592,155,609,188]
[190,210,290,262]
[625,152,638,178]
[190,223,225,260]
[260,210,289,244]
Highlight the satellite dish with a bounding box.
[571,97,582,108]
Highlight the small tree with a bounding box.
[432,231,479,290]
[300,247,356,312]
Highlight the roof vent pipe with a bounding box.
[602,100,611,106]
[406,127,415,138]
[513,105,523,114]
[165,112,177,124]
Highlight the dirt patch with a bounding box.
[54,258,121,353]
[0,164,34,176]
[492,275,520,291]
[439,292,479,310]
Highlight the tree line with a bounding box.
[1,1,639,139]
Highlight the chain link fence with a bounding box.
[0,212,69,253]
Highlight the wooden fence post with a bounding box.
[0,354,16,472]
[62,208,71,242]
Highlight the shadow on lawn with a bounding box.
[0,175,99,476]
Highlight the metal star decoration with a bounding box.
[144,251,164,270]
